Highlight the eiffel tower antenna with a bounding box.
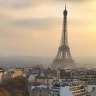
[65,4,66,10]
[52,5,75,69]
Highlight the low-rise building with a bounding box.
[12,68,23,78]
[51,82,86,96]
[28,83,50,96]
[86,87,96,96]
[0,68,4,83]
[36,74,54,85]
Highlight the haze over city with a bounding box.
[1,1,96,96]
[0,0,96,65]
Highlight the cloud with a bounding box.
[12,17,61,30]
[0,0,90,9]
[0,0,53,9]
[0,0,95,57]
[54,0,91,2]
[0,16,62,42]
[0,0,35,8]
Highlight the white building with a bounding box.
[85,85,96,92]
[28,74,36,83]
[89,88,96,96]
[12,68,23,78]
[86,87,96,96]
[52,82,86,96]
[0,68,4,83]
[28,84,50,96]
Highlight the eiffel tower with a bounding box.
[52,5,75,69]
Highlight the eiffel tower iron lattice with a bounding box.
[52,5,75,69]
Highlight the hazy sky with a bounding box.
[0,0,96,58]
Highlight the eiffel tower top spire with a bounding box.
[63,4,67,16]
[65,4,66,10]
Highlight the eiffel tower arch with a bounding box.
[52,5,75,69]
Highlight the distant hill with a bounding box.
[0,56,52,68]
[0,56,95,68]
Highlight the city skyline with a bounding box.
[0,0,96,59]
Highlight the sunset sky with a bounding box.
[0,0,96,59]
